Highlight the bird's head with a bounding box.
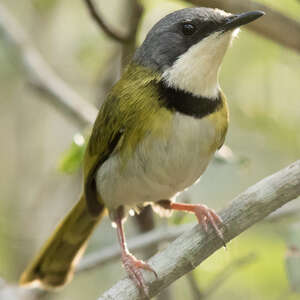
[133,7,264,98]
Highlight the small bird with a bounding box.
[20,7,264,296]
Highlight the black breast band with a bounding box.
[158,81,222,119]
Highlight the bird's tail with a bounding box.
[19,195,105,289]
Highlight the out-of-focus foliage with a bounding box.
[285,223,300,293]
[58,133,87,174]
[32,0,59,12]
[0,0,299,299]
[259,0,300,19]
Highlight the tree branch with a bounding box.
[268,201,300,221]
[0,3,97,128]
[120,0,143,68]
[1,1,300,132]
[0,277,47,300]
[190,0,300,53]
[83,0,131,43]
[98,160,300,299]
[76,205,284,275]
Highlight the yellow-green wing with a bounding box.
[82,64,171,216]
[83,93,124,216]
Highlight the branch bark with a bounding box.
[0,3,97,128]
[190,0,300,53]
[83,0,131,43]
[98,160,300,300]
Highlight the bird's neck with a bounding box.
[161,61,220,100]
[161,31,234,99]
[121,63,223,119]
[158,81,223,119]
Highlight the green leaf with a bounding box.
[58,133,87,174]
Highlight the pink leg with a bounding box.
[170,202,225,245]
[115,217,158,296]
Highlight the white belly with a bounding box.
[96,113,218,216]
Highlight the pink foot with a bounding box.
[170,202,225,246]
[122,252,158,296]
[193,204,225,242]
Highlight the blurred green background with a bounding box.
[0,0,299,299]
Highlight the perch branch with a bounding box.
[84,0,131,43]
[77,189,298,274]
[190,0,300,53]
[0,3,97,128]
[98,160,300,299]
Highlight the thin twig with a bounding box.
[120,0,143,68]
[98,160,300,299]
[0,3,98,128]
[134,207,157,259]
[203,253,257,298]
[84,0,131,43]
[186,272,205,300]
[190,0,300,53]
[0,278,46,300]
[185,254,257,300]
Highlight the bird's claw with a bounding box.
[122,252,157,297]
[193,204,226,246]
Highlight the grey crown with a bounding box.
[133,7,230,72]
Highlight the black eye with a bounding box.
[182,22,196,35]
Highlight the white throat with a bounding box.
[162,30,238,99]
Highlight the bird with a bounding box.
[20,6,264,296]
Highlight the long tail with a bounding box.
[19,195,105,289]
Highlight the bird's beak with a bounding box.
[222,10,265,31]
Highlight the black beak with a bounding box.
[222,10,265,31]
